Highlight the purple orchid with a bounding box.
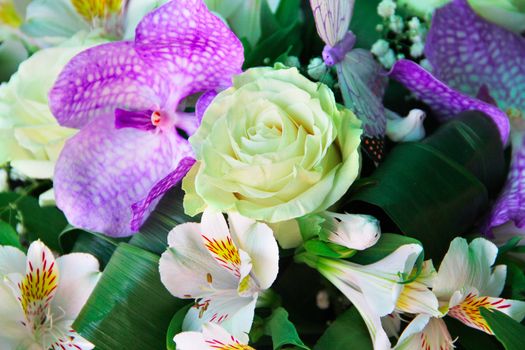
[392,0,525,234]
[49,0,244,237]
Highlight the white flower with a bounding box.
[407,17,421,30]
[379,49,396,69]
[377,0,397,18]
[394,237,525,349]
[307,57,328,80]
[174,322,255,350]
[0,240,100,349]
[434,237,525,333]
[315,244,423,349]
[0,168,8,192]
[409,42,424,58]
[371,39,390,57]
[323,212,381,251]
[386,109,426,142]
[389,15,405,33]
[159,209,279,342]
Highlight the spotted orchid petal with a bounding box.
[422,0,525,233]
[174,322,255,350]
[425,0,525,112]
[49,0,244,236]
[54,116,194,236]
[389,59,510,144]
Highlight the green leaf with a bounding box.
[345,112,506,260]
[351,0,382,49]
[481,308,525,350]
[0,220,21,248]
[297,214,325,241]
[304,240,355,259]
[166,304,192,350]
[504,262,525,300]
[74,243,186,350]
[130,186,193,255]
[314,307,373,350]
[0,191,67,252]
[264,307,310,350]
[60,226,127,268]
[275,0,301,27]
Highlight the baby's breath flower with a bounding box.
[379,49,396,69]
[371,39,390,57]
[307,57,328,80]
[377,0,396,18]
[410,42,424,58]
[389,15,404,33]
[408,17,421,30]
[284,55,301,68]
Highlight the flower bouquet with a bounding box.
[0,0,524,349]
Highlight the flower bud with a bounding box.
[324,212,381,250]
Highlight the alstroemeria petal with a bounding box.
[395,316,454,350]
[49,41,168,129]
[51,253,100,320]
[160,222,237,299]
[425,0,525,111]
[228,212,279,290]
[47,319,95,350]
[175,322,255,350]
[0,282,29,348]
[389,59,510,144]
[448,290,525,334]
[135,0,244,93]
[0,246,26,276]
[487,133,525,231]
[183,294,256,344]
[54,116,192,236]
[433,238,501,300]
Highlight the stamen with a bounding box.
[151,111,162,126]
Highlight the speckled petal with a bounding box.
[487,133,525,231]
[54,116,192,237]
[425,0,525,111]
[130,157,196,231]
[196,90,218,123]
[389,59,510,144]
[49,41,169,129]
[135,0,244,95]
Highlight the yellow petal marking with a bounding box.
[71,0,122,22]
[18,247,59,329]
[448,292,512,334]
[0,0,22,27]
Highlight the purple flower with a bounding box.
[49,0,244,237]
[388,0,525,234]
[423,0,525,233]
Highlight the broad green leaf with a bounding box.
[445,317,500,350]
[351,0,382,49]
[74,243,186,350]
[314,307,373,350]
[0,191,67,252]
[0,219,21,248]
[481,308,525,350]
[275,0,301,27]
[130,186,193,255]
[166,304,192,350]
[264,307,310,350]
[345,112,506,260]
[60,226,127,268]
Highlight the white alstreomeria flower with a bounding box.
[0,240,101,349]
[310,243,424,350]
[174,322,255,350]
[159,209,279,342]
[394,237,525,349]
[322,212,381,251]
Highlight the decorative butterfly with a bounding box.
[310,0,388,163]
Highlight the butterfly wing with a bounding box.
[310,0,355,47]
[336,49,388,162]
